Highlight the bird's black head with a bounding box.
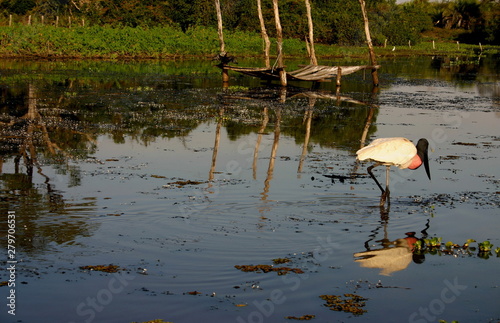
[416,138,431,180]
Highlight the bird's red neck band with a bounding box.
[408,154,423,170]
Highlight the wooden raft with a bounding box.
[221,64,380,82]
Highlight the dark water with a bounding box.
[0,56,499,323]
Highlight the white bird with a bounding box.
[356,138,431,205]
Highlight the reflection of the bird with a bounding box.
[354,208,429,276]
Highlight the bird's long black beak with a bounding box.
[416,138,431,180]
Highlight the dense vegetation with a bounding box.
[0,0,498,58]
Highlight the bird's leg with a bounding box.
[367,163,385,194]
[380,166,391,206]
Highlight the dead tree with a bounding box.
[305,0,318,65]
[358,0,379,87]
[215,0,229,83]
[257,0,271,68]
[272,0,287,86]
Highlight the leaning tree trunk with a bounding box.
[304,0,317,65]
[257,0,271,68]
[272,0,287,86]
[358,0,379,87]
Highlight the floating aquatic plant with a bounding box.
[462,239,476,248]
[320,293,368,316]
[424,237,442,248]
[478,241,493,252]
[285,314,316,320]
[79,264,121,273]
[234,264,304,275]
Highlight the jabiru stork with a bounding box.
[356,137,431,205]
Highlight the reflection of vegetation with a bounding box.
[0,59,497,256]
[282,104,377,150]
[0,61,380,255]
[0,82,99,253]
[222,87,379,149]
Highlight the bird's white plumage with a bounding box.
[356,137,417,169]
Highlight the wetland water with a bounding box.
[0,56,499,323]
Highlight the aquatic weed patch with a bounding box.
[319,293,368,315]
[285,314,316,320]
[234,264,304,275]
[79,264,122,273]
[409,191,500,209]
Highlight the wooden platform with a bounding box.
[220,64,380,82]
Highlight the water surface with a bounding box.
[0,56,499,323]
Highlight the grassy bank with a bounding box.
[0,25,497,60]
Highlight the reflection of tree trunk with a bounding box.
[359,107,375,149]
[253,107,269,179]
[209,107,224,181]
[278,86,287,103]
[256,0,271,68]
[298,99,314,175]
[26,83,39,120]
[261,108,281,202]
[352,106,375,177]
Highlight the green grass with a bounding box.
[0,24,497,59]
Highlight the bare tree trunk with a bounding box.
[358,0,379,87]
[272,0,287,86]
[304,0,317,65]
[214,0,229,83]
[256,0,271,68]
[215,0,225,54]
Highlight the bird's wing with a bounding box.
[356,137,416,167]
